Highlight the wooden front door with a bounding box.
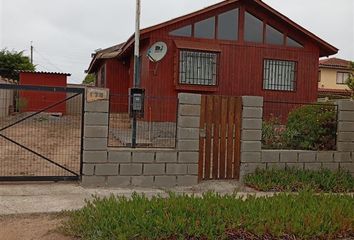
[198,95,242,181]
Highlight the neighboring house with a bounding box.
[87,0,337,120]
[318,58,353,96]
[19,71,70,114]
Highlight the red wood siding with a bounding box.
[19,72,67,114]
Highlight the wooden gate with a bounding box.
[198,95,242,181]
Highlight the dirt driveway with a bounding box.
[0,214,75,240]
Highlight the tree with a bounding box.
[82,74,96,85]
[0,49,35,80]
[346,61,354,99]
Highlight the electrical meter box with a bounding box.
[129,88,145,118]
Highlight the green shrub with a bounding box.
[284,104,337,150]
[244,168,354,193]
[62,192,354,240]
[262,116,286,149]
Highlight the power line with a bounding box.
[33,48,64,72]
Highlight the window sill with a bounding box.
[176,84,218,92]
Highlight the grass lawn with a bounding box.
[244,168,354,193]
[62,191,354,240]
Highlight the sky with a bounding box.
[0,0,353,83]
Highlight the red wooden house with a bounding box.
[87,0,337,121]
[19,71,69,114]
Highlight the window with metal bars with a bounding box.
[263,59,297,91]
[179,50,218,86]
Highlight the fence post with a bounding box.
[81,88,110,187]
[239,96,264,180]
[336,100,354,175]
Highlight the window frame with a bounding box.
[262,58,298,92]
[336,71,350,85]
[177,49,219,87]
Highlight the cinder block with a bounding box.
[338,122,354,132]
[85,100,109,113]
[131,176,154,187]
[108,151,131,163]
[120,164,143,176]
[241,152,261,163]
[187,164,198,175]
[156,151,178,163]
[340,163,354,173]
[286,162,304,170]
[242,119,262,130]
[177,176,198,186]
[334,152,352,162]
[316,152,334,162]
[338,100,354,111]
[154,176,177,188]
[81,176,106,187]
[242,96,263,107]
[241,141,261,152]
[177,127,199,140]
[132,152,155,163]
[82,164,95,176]
[84,126,108,138]
[266,162,286,170]
[261,151,280,162]
[83,151,107,163]
[280,151,299,162]
[84,138,107,151]
[178,152,199,163]
[178,116,200,128]
[177,140,199,151]
[242,107,263,119]
[166,164,188,175]
[304,163,322,171]
[337,142,354,152]
[107,176,131,187]
[84,112,109,126]
[179,105,201,116]
[298,152,317,162]
[144,164,165,175]
[322,163,339,171]
[240,163,266,176]
[338,111,354,122]
[337,132,354,142]
[241,130,262,141]
[95,164,119,176]
[178,93,201,105]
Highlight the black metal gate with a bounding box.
[0,84,84,181]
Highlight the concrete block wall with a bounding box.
[239,97,354,178]
[81,91,201,188]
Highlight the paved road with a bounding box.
[0,181,261,215]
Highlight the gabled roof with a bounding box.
[319,58,352,70]
[87,0,338,73]
[86,43,125,73]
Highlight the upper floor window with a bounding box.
[244,12,263,43]
[336,72,350,84]
[194,17,215,39]
[217,9,239,41]
[265,25,284,45]
[286,37,303,48]
[179,50,218,86]
[169,25,192,37]
[263,59,297,91]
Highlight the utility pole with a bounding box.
[131,0,141,148]
[30,41,33,64]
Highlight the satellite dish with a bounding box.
[147,42,168,62]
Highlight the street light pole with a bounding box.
[132,0,141,148]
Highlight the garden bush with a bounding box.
[262,103,337,150]
[244,168,354,193]
[62,192,354,240]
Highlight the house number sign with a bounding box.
[86,88,108,102]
